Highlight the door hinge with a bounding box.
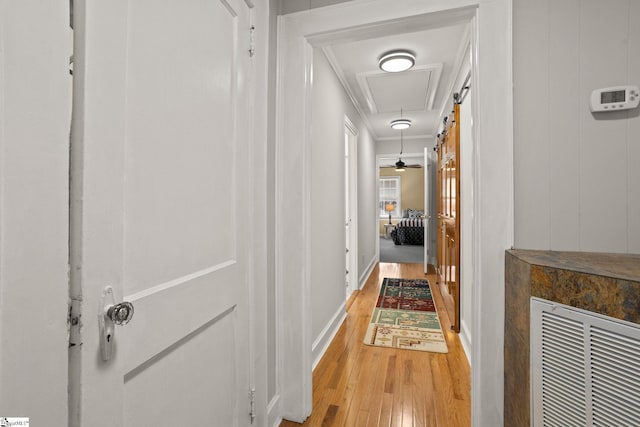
[249,388,256,423]
[249,25,256,57]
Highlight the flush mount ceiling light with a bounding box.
[391,107,412,130]
[390,119,411,130]
[378,50,416,73]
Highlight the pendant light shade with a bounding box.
[378,50,416,73]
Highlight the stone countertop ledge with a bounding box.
[507,249,640,324]
[507,249,640,283]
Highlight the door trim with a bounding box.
[0,2,71,423]
[276,1,513,425]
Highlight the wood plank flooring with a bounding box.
[280,262,471,427]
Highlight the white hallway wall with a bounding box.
[514,0,640,252]
[310,49,377,349]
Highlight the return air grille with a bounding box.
[531,298,640,427]
[540,312,586,426]
[591,326,640,426]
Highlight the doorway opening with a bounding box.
[377,153,427,266]
[275,3,514,425]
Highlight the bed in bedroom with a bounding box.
[391,212,425,246]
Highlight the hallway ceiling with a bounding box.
[322,22,469,142]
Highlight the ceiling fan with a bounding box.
[380,160,423,169]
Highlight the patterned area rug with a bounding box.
[364,278,448,353]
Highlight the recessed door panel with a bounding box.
[124,0,237,292]
[124,310,237,426]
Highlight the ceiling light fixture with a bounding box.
[390,119,411,130]
[391,108,412,130]
[378,50,416,73]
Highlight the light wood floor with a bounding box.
[280,262,470,427]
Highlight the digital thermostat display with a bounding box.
[591,85,639,112]
[601,90,625,104]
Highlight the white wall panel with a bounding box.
[548,0,581,250]
[579,0,630,252]
[513,0,551,249]
[514,0,640,253]
[628,0,640,253]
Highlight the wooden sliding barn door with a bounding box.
[436,103,460,332]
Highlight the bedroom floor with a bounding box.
[379,237,424,263]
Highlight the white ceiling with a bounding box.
[322,22,470,142]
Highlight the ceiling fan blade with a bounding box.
[380,164,422,168]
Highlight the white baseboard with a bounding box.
[311,302,347,369]
[359,255,377,289]
[459,320,472,367]
[267,394,282,427]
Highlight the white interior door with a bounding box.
[71,0,253,425]
[344,122,358,297]
[344,132,351,295]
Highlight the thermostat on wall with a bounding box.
[590,85,639,112]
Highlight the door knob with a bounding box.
[107,302,134,325]
[99,286,134,361]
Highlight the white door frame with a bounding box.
[276,1,514,425]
